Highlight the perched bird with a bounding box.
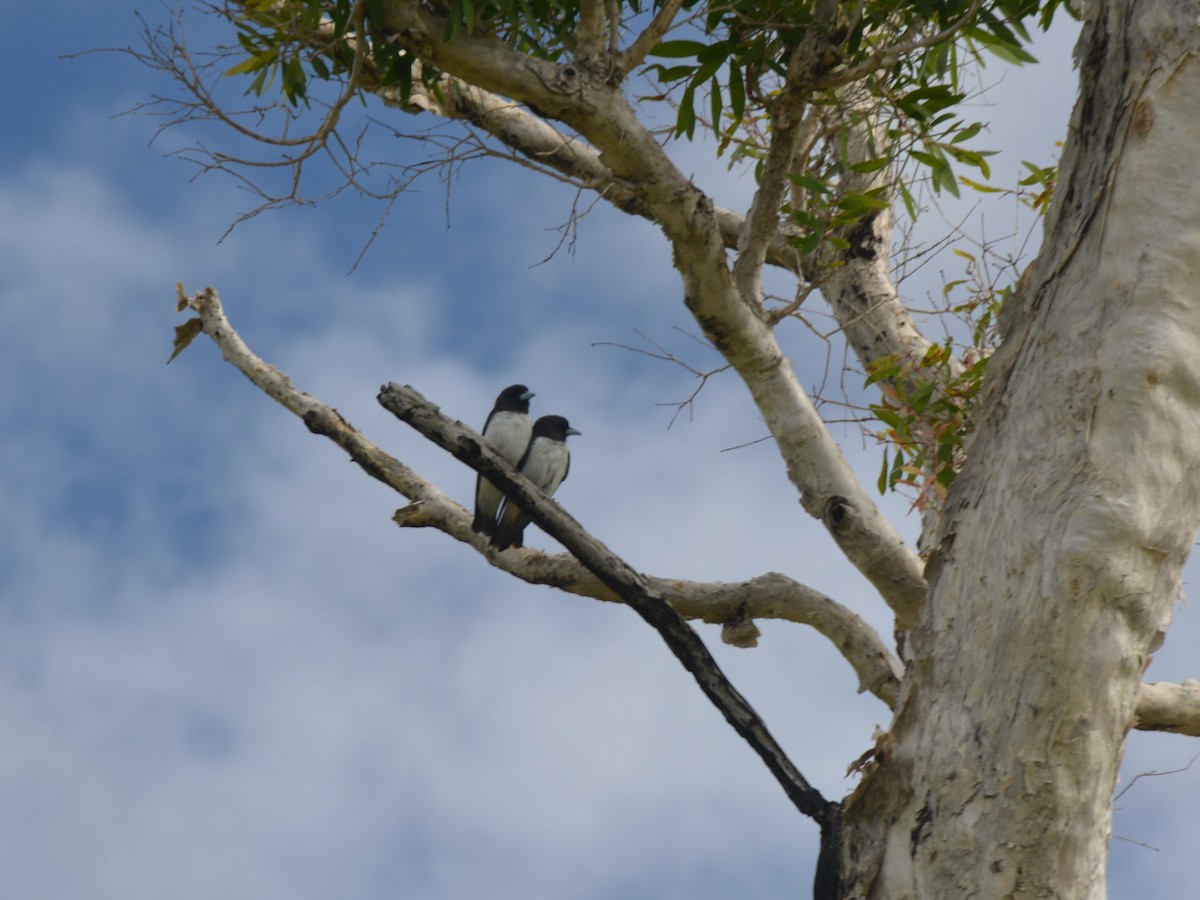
[472,384,535,536]
[491,415,580,551]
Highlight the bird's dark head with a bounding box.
[533,415,581,441]
[496,384,535,412]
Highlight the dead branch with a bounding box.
[173,284,902,706]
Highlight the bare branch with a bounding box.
[732,8,837,306]
[1135,680,1200,736]
[605,0,621,56]
[591,330,731,427]
[616,0,686,77]
[174,285,902,707]
[379,382,841,834]
[814,0,988,92]
[576,0,608,63]
[148,3,368,160]
[1114,751,1199,802]
[383,68,806,272]
[817,94,948,374]
[398,506,901,704]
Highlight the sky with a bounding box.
[2,3,1198,899]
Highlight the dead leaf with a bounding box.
[168,317,204,364]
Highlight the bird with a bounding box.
[472,384,535,536]
[491,414,580,551]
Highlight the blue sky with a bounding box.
[2,4,1197,898]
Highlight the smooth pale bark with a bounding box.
[818,108,938,375]
[842,2,1200,896]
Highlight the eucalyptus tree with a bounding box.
[154,0,1200,896]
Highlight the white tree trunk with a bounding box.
[842,1,1200,895]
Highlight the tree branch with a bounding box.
[1135,680,1200,737]
[576,0,607,63]
[173,282,1200,740]
[161,2,924,625]
[380,65,806,272]
[616,0,686,77]
[732,3,836,305]
[809,96,941,373]
[376,0,930,627]
[173,285,902,707]
[378,382,840,832]
[144,2,370,160]
[812,0,988,92]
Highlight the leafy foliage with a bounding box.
[1019,157,1058,213]
[867,342,989,508]
[640,0,1073,263]
[867,239,1019,505]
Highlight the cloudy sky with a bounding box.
[3,4,1197,898]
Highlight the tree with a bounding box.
[147,0,1200,896]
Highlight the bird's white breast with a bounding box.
[486,411,533,464]
[522,438,570,495]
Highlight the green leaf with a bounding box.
[960,176,1001,194]
[891,447,906,481]
[649,40,709,59]
[710,81,722,133]
[908,380,936,413]
[943,144,993,179]
[282,57,307,106]
[865,355,902,386]
[952,122,983,143]
[873,406,905,432]
[444,0,462,42]
[849,156,889,174]
[676,83,697,138]
[968,26,1039,65]
[834,190,891,214]
[224,50,277,77]
[697,40,733,66]
[899,183,918,221]
[727,62,745,126]
[792,229,824,257]
[910,149,942,169]
[937,169,961,197]
[644,64,697,83]
[248,67,270,96]
[788,173,832,195]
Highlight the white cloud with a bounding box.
[4,10,1199,900]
